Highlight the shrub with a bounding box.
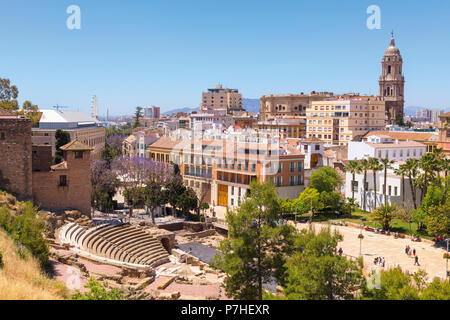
[0,250,3,268]
[0,201,49,269]
[72,278,123,300]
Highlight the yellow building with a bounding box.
[201,84,243,114]
[306,97,386,146]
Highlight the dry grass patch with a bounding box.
[0,229,68,300]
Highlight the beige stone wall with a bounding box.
[32,149,92,215]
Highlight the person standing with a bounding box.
[414,256,420,266]
[413,248,416,257]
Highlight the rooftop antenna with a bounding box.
[53,105,69,111]
[91,95,98,120]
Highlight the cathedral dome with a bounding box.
[384,37,401,56]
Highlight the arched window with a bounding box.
[387,65,391,74]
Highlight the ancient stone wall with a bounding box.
[32,149,92,215]
[0,117,32,200]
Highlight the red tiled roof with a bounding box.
[364,130,436,142]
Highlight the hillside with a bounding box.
[242,98,260,113]
[0,193,67,300]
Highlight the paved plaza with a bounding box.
[294,222,449,280]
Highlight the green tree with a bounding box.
[212,181,295,300]
[310,167,342,194]
[53,129,71,164]
[0,78,19,111]
[177,187,198,219]
[369,158,383,210]
[420,278,450,300]
[358,159,370,212]
[380,158,394,207]
[405,158,419,209]
[394,204,414,236]
[19,100,40,126]
[426,201,450,238]
[394,163,408,206]
[361,267,419,300]
[292,187,321,222]
[72,278,123,300]
[283,227,364,300]
[373,204,396,231]
[345,160,360,202]
[133,106,143,129]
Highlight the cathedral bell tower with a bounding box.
[379,33,405,124]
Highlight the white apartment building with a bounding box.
[344,165,420,212]
[348,134,426,161]
[189,113,234,131]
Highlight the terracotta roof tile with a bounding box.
[364,130,436,142]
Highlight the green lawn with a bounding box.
[290,209,433,240]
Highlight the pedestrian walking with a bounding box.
[413,249,416,257]
[405,246,408,255]
[408,250,412,258]
[414,256,420,266]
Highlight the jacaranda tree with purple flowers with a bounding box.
[101,135,125,163]
[91,160,119,213]
[112,157,173,218]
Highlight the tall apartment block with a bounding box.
[201,84,243,114]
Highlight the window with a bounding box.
[352,181,358,192]
[298,162,302,172]
[290,162,295,172]
[297,175,303,185]
[75,151,83,159]
[59,175,67,187]
[388,185,392,196]
[276,177,282,187]
[394,186,398,196]
[290,176,295,186]
[0,132,5,140]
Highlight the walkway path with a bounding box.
[293,222,448,280]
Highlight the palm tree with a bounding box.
[404,158,419,210]
[380,158,395,207]
[345,160,360,202]
[418,152,435,203]
[369,158,383,210]
[394,163,408,205]
[373,204,397,231]
[358,159,370,212]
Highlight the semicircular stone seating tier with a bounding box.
[59,222,169,268]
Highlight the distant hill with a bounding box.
[163,99,260,115]
[163,107,198,115]
[242,98,260,113]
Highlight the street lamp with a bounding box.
[308,196,313,223]
[359,218,366,257]
[446,238,450,279]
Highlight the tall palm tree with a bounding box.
[369,158,383,210]
[394,163,408,205]
[380,158,395,207]
[345,160,360,202]
[358,159,370,212]
[405,158,419,210]
[418,152,435,202]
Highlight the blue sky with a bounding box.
[1,0,449,115]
